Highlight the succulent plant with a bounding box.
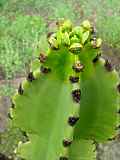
[10,19,120,160]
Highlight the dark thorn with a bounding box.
[11,103,15,108]
[117,84,120,93]
[117,109,120,114]
[68,116,79,126]
[40,66,51,74]
[50,45,59,50]
[56,20,65,27]
[72,61,84,73]
[38,53,47,63]
[93,144,99,152]
[90,37,97,41]
[18,83,24,95]
[104,60,113,72]
[91,26,97,35]
[107,138,113,141]
[59,157,68,160]
[69,76,79,83]
[56,20,63,26]
[92,140,97,145]
[90,36,98,49]
[115,125,120,130]
[72,89,81,103]
[22,131,29,142]
[91,39,97,49]
[47,32,54,39]
[91,139,98,152]
[92,53,101,63]
[8,113,12,120]
[27,72,35,82]
[118,125,120,129]
[63,139,72,147]
[108,137,115,141]
[11,102,15,108]
[56,21,59,26]
[22,131,28,137]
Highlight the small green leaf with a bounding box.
[70,35,80,44]
[82,20,91,30]
[70,26,83,39]
[60,19,72,32]
[62,32,70,46]
[96,38,102,48]
[81,31,90,44]
[56,30,62,45]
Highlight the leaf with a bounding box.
[56,30,62,45]
[81,31,90,44]
[62,32,70,46]
[82,20,91,30]
[68,140,96,160]
[70,26,83,39]
[70,35,80,44]
[74,58,119,142]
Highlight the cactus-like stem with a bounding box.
[74,58,119,141]
[11,19,120,160]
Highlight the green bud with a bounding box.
[9,108,13,119]
[71,26,84,38]
[60,20,72,32]
[96,38,102,47]
[69,43,83,54]
[70,35,80,44]
[56,18,64,26]
[62,32,70,46]
[81,31,90,44]
[56,30,62,45]
[48,34,59,49]
[91,38,102,48]
[82,20,91,30]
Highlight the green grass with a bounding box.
[0,15,45,79]
[0,0,120,94]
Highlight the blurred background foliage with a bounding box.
[0,127,26,159]
[0,0,120,159]
[0,0,120,87]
